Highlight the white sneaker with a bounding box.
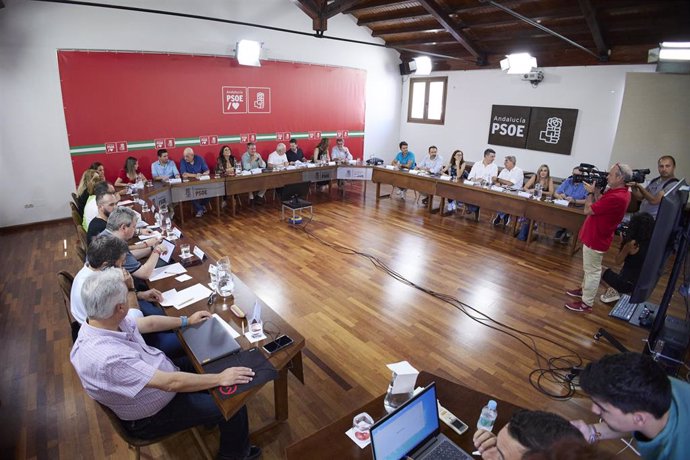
[600,287,621,303]
[446,203,454,212]
[451,202,457,211]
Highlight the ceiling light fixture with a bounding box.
[414,56,432,75]
[500,52,537,74]
[236,39,262,67]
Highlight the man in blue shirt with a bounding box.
[391,141,415,199]
[553,166,588,242]
[180,147,211,217]
[151,149,180,181]
[572,352,690,460]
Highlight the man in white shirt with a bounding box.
[465,148,498,217]
[417,145,444,205]
[267,143,289,169]
[492,156,524,226]
[331,138,352,162]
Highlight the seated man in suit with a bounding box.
[180,147,211,217]
[71,268,260,460]
[473,410,584,460]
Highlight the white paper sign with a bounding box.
[386,361,419,395]
[193,246,205,260]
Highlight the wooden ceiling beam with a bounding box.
[372,24,445,37]
[417,0,485,64]
[344,0,410,15]
[324,0,362,19]
[386,37,456,47]
[578,0,609,60]
[357,7,430,26]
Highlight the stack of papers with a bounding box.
[168,178,182,184]
[553,199,570,207]
[160,283,213,310]
[198,175,211,181]
[518,191,532,198]
[149,262,187,281]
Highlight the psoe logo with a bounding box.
[222,87,247,114]
[247,87,271,114]
[539,117,562,144]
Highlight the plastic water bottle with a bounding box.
[476,400,498,432]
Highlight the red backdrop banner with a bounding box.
[58,51,366,184]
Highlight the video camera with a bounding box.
[573,163,608,189]
[630,168,650,184]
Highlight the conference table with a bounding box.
[372,167,586,251]
[285,371,524,459]
[135,202,306,429]
[140,163,374,219]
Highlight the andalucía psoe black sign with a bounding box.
[488,105,579,155]
[488,105,531,149]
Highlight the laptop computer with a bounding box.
[181,314,241,364]
[370,383,473,460]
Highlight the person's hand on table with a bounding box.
[139,228,153,236]
[138,289,163,303]
[217,366,255,386]
[473,429,500,459]
[152,243,167,256]
[188,310,211,325]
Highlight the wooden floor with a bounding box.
[1,182,684,459]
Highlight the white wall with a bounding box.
[0,0,402,227]
[399,64,656,178]
[611,72,690,182]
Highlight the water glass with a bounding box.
[146,180,153,188]
[217,256,231,274]
[249,319,263,339]
[141,202,150,213]
[160,203,169,215]
[352,413,374,441]
[180,244,191,258]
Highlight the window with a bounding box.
[407,77,448,125]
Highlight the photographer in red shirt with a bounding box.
[565,163,632,312]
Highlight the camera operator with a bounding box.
[629,155,677,219]
[565,163,632,313]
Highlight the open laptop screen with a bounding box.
[370,383,439,460]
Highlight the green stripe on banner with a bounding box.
[69,131,365,156]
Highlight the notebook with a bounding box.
[370,383,472,460]
[181,314,241,364]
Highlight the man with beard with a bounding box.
[86,189,118,244]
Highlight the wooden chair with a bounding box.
[70,200,82,218]
[71,192,79,208]
[75,242,86,263]
[56,271,80,343]
[71,208,83,229]
[76,225,88,252]
[97,402,213,460]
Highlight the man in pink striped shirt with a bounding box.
[71,268,261,460]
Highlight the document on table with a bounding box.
[160,283,213,310]
[553,199,570,207]
[138,231,162,240]
[149,262,186,281]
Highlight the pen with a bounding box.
[177,297,195,307]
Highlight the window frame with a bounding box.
[407,76,448,125]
